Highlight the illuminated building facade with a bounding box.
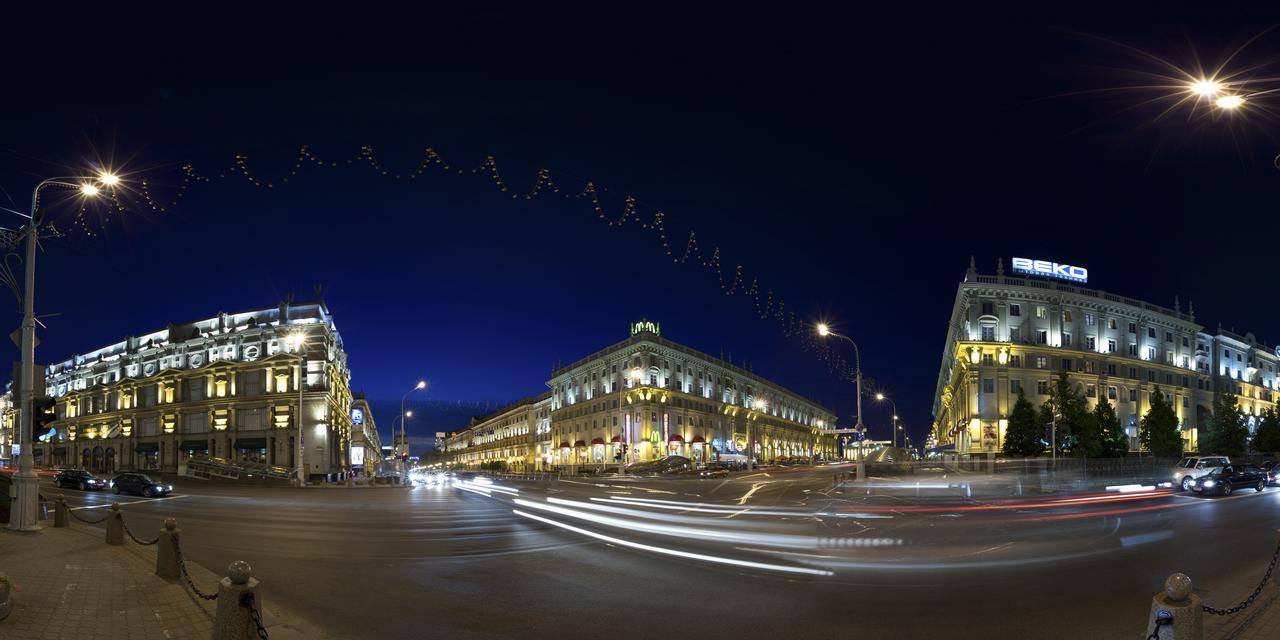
[442,393,552,471]
[932,259,1280,454]
[444,322,838,470]
[349,395,383,477]
[4,301,356,480]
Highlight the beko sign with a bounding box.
[1010,257,1088,283]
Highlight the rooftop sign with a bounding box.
[1011,257,1088,284]
[631,320,660,336]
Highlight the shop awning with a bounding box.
[134,442,159,453]
[590,438,606,445]
[181,440,209,451]
[573,440,587,448]
[691,436,706,443]
[558,442,571,449]
[234,438,267,450]
[610,435,622,443]
[669,434,684,442]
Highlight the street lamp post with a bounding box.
[817,323,866,482]
[400,381,426,481]
[875,393,899,447]
[7,174,115,532]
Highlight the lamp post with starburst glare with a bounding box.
[7,172,119,531]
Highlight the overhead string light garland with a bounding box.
[125,144,862,383]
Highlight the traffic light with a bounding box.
[32,396,56,432]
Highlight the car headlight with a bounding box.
[166,485,173,491]
[1204,480,1216,487]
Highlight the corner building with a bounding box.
[3,301,356,480]
[444,322,838,470]
[932,260,1280,454]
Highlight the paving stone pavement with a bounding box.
[1,522,321,639]
[1204,583,1280,640]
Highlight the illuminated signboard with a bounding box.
[1010,257,1088,284]
[351,408,364,425]
[630,320,660,336]
[350,445,365,467]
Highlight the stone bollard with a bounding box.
[1143,573,1202,640]
[213,561,261,640]
[155,519,180,580]
[53,496,69,528]
[0,572,11,621]
[105,503,124,545]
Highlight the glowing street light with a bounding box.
[399,380,428,481]
[875,393,901,448]
[98,172,120,186]
[1190,79,1221,97]
[816,322,866,481]
[7,171,122,531]
[1215,94,1245,110]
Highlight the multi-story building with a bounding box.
[349,394,383,477]
[932,259,1280,454]
[442,393,552,471]
[444,321,838,470]
[2,301,356,481]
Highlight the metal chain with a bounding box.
[1202,533,1280,616]
[242,593,270,640]
[122,517,160,546]
[67,507,109,524]
[173,534,219,601]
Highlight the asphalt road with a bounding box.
[36,470,1280,639]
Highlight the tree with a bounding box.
[1037,401,1057,456]
[1255,407,1280,454]
[1045,372,1094,457]
[1002,389,1045,457]
[1140,385,1182,457]
[1092,394,1128,458]
[1200,391,1248,457]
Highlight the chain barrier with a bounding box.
[1202,533,1280,616]
[173,534,219,601]
[242,593,270,640]
[122,517,160,546]
[66,506,109,525]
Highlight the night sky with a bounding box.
[3,5,1279,452]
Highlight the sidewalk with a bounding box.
[1204,582,1280,640]
[0,522,324,639]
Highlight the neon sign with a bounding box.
[1010,257,1088,283]
[630,320,660,336]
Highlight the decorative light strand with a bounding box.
[85,145,864,383]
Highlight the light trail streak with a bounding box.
[518,498,812,548]
[512,509,833,576]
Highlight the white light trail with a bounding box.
[519,498,812,548]
[513,509,833,576]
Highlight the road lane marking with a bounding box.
[69,495,189,510]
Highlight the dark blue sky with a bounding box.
[3,4,1279,451]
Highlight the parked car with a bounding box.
[109,473,173,497]
[1172,456,1231,491]
[1190,465,1267,496]
[54,469,106,491]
